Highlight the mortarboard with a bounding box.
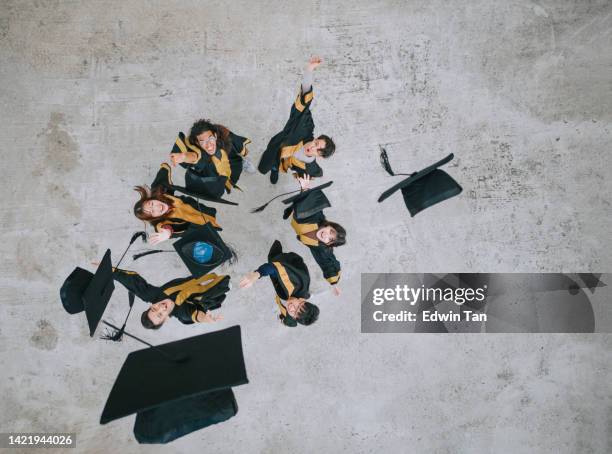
[100,325,248,444]
[378,148,462,217]
[183,169,235,204]
[61,232,147,340]
[281,181,333,220]
[60,249,115,336]
[82,249,115,337]
[173,224,233,275]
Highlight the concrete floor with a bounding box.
[1,0,611,452]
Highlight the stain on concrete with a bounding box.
[29,319,58,351]
[39,112,80,175]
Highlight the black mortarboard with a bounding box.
[173,224,233,275]
[183,170,236,205]
[100,325,248,444]
[281,181,333,220]
[60,267,93,314]
[82,249,115,337]
[378,149,462,216]
[60,250,115,333]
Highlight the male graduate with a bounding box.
[257,56,336,184]
[169,119,253,199]
[112,268,229,329]
[239,241,319,327]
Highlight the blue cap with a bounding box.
[192,241,213,264]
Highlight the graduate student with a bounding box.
[285,175,345,296]
[113,268,229,329]
[258,56,336,184]
[239,240,319,327]
[133,163,221,245]
[169,119,254,199]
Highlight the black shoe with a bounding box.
[270,169,279,184]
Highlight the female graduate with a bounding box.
[169,119,255,199]
[257,56,336,184]
[285,175,346,296]
[113,268,229,330]
[133,163,221,245]
[239,240,319,327]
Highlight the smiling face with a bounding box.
[197,130,218,155]
[147,298,175,326]
[285,297,306,318]
[316,225,337,245]
[303,138,326,157]
[142,199,169,218]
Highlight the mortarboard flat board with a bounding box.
[281,181,333,221]
[100,325,248,443]
[82,249,115,337]
[173,224,233,275]
[183,170,237,205]
[378,153,462,217]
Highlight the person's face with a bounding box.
[142,199,169,218]
[147,298,175,326]
[303,138,325,157]
[286,297,306,318]
[316,225,337,245]
[197,131,217,155]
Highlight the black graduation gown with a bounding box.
[171,130,250,199]
[284,193,341,285]
[113,269,230,325]
[150,164,221,237]
[266,240,311,300]
[257,86,323,178]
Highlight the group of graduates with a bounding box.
[114,56,346,330]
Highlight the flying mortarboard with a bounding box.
[100,325,249,444]
[60,232,146,339]
[173,224,234,275]
[171,181,238,206]
[182,169,236,205]
[60,249,114,336]
[378,147,462,217]
[280,181,333,220]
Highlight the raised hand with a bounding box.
[307,56,323,71]
[239,272,260,289]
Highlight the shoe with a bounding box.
[270,169,279,184]
[241,157,256,174]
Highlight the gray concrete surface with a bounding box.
[1,0,611,452]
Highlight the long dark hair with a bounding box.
[189,119,231,153]
[133,185,175,223]
[320,221,347,247]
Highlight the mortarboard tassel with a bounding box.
[379,146,396,176]
[251,189,302,213]
[132,249,173,260]
[379,146,416,177]
[101,292,135,342]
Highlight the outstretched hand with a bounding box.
[297,174,313,191]
[148,229,171,245]
[240,272,260,289]
[307,56,323,71]
[331,286,341,297]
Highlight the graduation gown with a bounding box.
[264,241,311,324]
[113,269,230,325]
[258,86,323,178]
[150,163,221,237]
[284,193,341,285]
[171,130,251,199]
